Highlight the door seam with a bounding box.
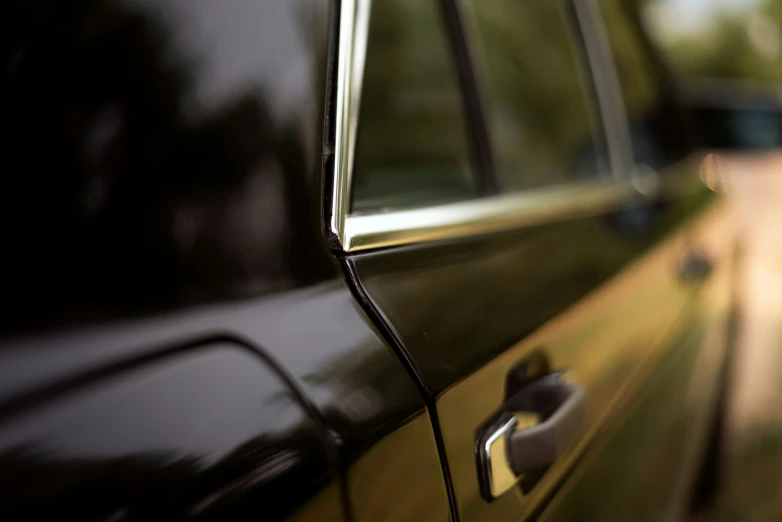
[339,257,461,522]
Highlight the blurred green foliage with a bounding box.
[644,0,782,83]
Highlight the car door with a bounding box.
[538,2,738,520]
[0,0,453,521]
[326,0,735,521]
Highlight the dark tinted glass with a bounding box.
[464,0,604,192]
[352,0,479,213]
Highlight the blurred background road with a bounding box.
[705,155,782,522]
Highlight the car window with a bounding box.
[463,0,605,192]
[598,0,662,129]
[351,0,479,214]
[597,0,695,169]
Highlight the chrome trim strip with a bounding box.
[328,0,371,246]
[343,178,645,252]
[478,416,519,501]
[574,0,635,176]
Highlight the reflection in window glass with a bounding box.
[465,0,603,192]
[598,0,694,168]
[352,0,478,213]
[598,0,662,125]
[643,0,782,84]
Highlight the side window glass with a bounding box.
[597,0,694,168]
[464,0,605,192]
[352,0,479,213]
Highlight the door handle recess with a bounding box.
[477,373,585,501]
[679,248,713,281]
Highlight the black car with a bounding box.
[0,0,770,520]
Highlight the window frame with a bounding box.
[325,0,682,254]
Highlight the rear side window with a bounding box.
[464,0,604,192]
[352,0,479,213]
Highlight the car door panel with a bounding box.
[352,185,709,394]
[346,414,452,522]
[312,0,741,518]
[330,0,739,517]
[540,203,736,522]
[352,178,717,519]
[538,303,708,522]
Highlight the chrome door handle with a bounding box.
[477,373,585,501]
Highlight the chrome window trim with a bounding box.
[328,0,371,247]
[572,0,636,176]
[326,0,701,254]
[345,178,651,252]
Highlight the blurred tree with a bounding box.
[645,0,782,84]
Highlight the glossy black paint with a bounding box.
[0,340,340,521]
[1,0,334,330]
[538,303,714,521]
[0,1,450,521]
[351,180,718,522]
[346,1,727,520]
[352,192,710,395]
